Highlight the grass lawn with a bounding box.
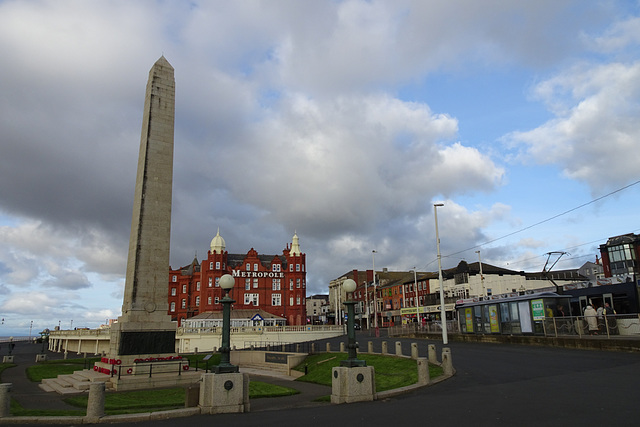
[10,381,298,417]
[61,381,298,415]
[26,358,100,382]
[293,353,443,392]
[10,353,298,417]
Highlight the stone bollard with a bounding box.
[0,383,11,418]
[35,354,47,363]
[411,343,419,359]
[281,344,286,352]
[428,344,437,364]
[442,348,453,376]
[311,343,316,353]
[326,342,331,352]
[296,344,301,353]
[340,342,345,352]
[367,341,373,353]
[85,382,105,420]
[185,383,200,408]
[416,358,430,385]
[382,341,388,354]
[395,341,403,356]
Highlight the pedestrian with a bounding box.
[584,302,598,335]
[596,304,604,332]
[556,305,567,316]
[604,302,618,334]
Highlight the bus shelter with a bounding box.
[456,292,572,335]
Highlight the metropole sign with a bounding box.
[231,270,285,278]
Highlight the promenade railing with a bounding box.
[388,314,640,339]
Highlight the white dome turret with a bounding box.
[290,231,301,256]
[210,228,226,254]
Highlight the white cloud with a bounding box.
[0,0,636,334]
[505,61,640,192]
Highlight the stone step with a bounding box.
[40,369,116,395]
[40,378,86,395]
[38,383,55,393]
[58,373,91,391]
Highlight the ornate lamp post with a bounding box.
[340,279,366,367]
[213,274,239,374]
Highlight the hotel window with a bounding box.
[254,263,259,271]
[195,296,200,306]
[208,277,212,287]
[272,294,281,306]
[290,264,293,272]
[171,288,176,296]
[246,263,250,271]
[207,297,212,305]
[196,282,200,291]
[272,278,281,290]
[253,278,259,288]
[244,293,259,306]
[181,299,186,309]
[210,262,213,270]
[215,277,220,287]
[170,302,175,312]
[172,275,177,282]
[215,296,220,304]
[216,261,220,269]
[302,280,305,288]
[182,285,187,293]
[245,279,250,290]
[296,264,300,271]
[273,264,281,272]
[290,296,294,306]
[289,279,293,290]
[296,296,300,305]
[296,278,301,288]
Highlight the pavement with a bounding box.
[1,332,640,425]
[0,340,334,416]
[0,342,83,412]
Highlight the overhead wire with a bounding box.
[443,179,640,260]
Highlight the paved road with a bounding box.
[119,333,640,426]
[2,334,639,426]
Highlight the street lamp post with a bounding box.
[434,203,448,345]
[213,274,239,374]
[372,250,379,337]
[413,268,420,329]
[341,279,366,367]
[476,250,485,297]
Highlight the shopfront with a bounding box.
[456,292,571,335]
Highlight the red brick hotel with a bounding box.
[168,230,307,325]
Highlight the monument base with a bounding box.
[199,372,250,414]
[92,353,198,391]
[331,366,376,404]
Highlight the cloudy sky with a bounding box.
[1,0,639,336]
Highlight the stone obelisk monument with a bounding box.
[109,56,176,359]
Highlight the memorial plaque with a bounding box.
[265,353,288,364]
[118,331,176,355]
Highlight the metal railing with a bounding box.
[387,314,640,339]
[240,341,314,354]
